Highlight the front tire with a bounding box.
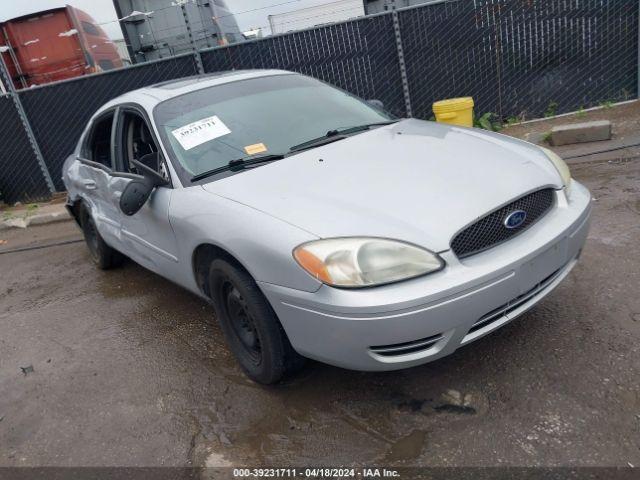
[80,207,124,270]
[208,258,304,384]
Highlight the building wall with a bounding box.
[363,0,442,15]
[113,0,242,63]
[268,0,365,34]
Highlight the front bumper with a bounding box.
[259,181,592,371]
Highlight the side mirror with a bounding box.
[367,99,385,110]
[119,157,168,216]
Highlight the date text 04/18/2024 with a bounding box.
[232,468,401,478]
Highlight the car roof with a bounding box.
[99,69,296,113]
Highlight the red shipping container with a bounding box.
[0,5,123,89]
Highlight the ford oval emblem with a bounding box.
[504,210,527,229]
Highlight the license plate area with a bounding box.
[518,238,568,293]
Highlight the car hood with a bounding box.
[201,119,562,252]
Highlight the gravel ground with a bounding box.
[502,100,640,159]
[0,147,639,471]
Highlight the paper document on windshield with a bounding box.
[171,115,231,151]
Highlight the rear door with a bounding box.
[77,109,125,251]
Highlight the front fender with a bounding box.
[170,187,323,293]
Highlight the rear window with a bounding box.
[84,112,114,168]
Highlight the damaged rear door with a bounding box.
[76,108,125,252]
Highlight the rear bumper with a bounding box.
[260,182,592,371]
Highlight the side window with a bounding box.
[84,112,114,168]
[98,59,115,71]
[81,21,100,37]
[118,111,169,181]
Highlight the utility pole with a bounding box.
[194,0,212,49]
[179,0,205,74]
[391,4,412,117]
[0,53,55,195]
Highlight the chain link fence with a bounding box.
[201,13,408,117]
[399,0,639,121]
[0,95,52,204]
[0,0,638,204]
[17,54,200,192]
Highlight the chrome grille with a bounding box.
[370,333,443,357]
[451,189,555,259]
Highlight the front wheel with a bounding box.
[208,258,305,384]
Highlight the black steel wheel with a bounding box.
[208,258,305,384]
[222,280,262,366]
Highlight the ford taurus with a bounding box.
[63,70,592,384]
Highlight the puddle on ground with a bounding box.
[384,430,427,462]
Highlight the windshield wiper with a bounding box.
[289,120,399,153]
[191,121,400,181]
[191,154,286,182]
[326,120,399,137]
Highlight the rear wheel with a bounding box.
[208,258,304,384]
[81,207,124,270]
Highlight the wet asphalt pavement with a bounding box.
[1,155,639,469]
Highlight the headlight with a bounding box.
[540,147,572,188]
[293,237,444,288]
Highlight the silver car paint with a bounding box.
[260,184,591,370]
[202,119,563,252]
[63,70,592,371]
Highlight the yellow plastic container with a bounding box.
[433,97,475,127]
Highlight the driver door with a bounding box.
[114,106,179,275]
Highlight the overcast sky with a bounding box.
[0,0,337,39]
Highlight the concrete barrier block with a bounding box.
[550,120,612,146]
[524,132,549,145]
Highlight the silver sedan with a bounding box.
[63,70,592,384]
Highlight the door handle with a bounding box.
[82,179,96,190]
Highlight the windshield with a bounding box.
[153,74,394,184]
